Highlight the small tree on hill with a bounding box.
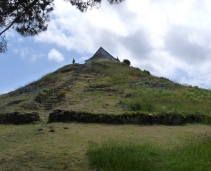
[123,59,130,66]
[143,70,150,75]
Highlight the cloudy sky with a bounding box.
[1,0,211,94]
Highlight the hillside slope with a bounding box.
[1,61,211,115]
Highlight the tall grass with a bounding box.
[121,86,211,115]
[87,142,160,171]
[87,135,211,171]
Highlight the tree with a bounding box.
[0,34,7,53]
[0,0,125,53]
[123,59,130,66]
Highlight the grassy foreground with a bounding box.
[0,123,211,171]
[88,136,211,171]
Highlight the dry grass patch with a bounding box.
[58,72,124,113]
[0,123,211,171]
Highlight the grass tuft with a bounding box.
[87,134,211,171]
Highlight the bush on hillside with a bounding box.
[144,70,150,75]
[35,88,53,103]
[21,101,41,110]
[123,59,131,66]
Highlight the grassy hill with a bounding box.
[1,60,211,116]
[1,61,211,171]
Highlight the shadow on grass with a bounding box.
[87,135,211,171]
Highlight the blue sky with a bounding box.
[1,0,211,94]
[0,32,89,94]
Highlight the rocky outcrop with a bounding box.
[0,112,40,124]
[84,87,117,92]
[133,81,180,90]
[9,84,41,96]
[48,110,204,125]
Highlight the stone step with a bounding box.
[45,100,53,102]
[45,106,52,109]
[58,87,65,90]
[45,108,52,110]
[44,103,52,105]
[44,102,52,104]
[47,97,56,99]
[43,65,84,111]
[56,89,64,91]
[45,106,52,108]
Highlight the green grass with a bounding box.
[82,61,211,115]
[87,142,160,171]
[87,134,211,171]
[120,86,211,115]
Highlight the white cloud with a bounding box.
[31,54,45,62]
[16,38,24,43]
[81,56,89,60]
[20,48,30,59]
[13,48,19,53]
[14,47,45,62]
[35,0,211,88]
[48,49,64,62]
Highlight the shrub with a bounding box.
[122,59,131,66]
[120,99,154,112]
[35,88,54,103]
[144,70,150,75]
[57,90,68,100]
[21,101,41,110]
[61,90,68,95]
[130,100,142,111]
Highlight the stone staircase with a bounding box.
[44,64,84,110]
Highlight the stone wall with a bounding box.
[0,110,205,125]
[0,112,40,124]
[48,110,204,125]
